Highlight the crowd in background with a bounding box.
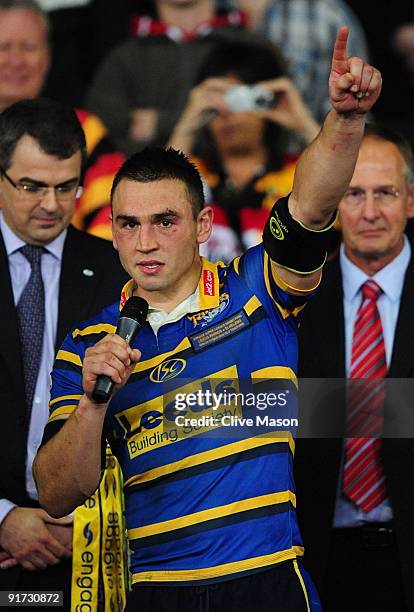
[4,0,412,253]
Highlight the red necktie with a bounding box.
[343,280,387,513]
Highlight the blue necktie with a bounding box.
[17,245,45,413]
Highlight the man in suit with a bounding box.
[296,123,414,611]
[0,98,127,607]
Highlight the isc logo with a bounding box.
[150,358,186,383]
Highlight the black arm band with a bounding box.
[262,195,337,274]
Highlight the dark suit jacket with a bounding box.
[295,252,414,608]
[0,224,128,509]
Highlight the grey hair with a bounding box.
[364,123,414,184]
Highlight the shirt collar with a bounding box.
[0,210,67,261]
[119,256,221,313]
[340,235,411,303]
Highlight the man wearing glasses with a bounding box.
[0,98,127,607]
[296,123,414,610]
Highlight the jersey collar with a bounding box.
[119,257,220,312]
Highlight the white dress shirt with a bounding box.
[334,237,411,527]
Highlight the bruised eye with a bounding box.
[120,219,138,229]
[159,219,173,228]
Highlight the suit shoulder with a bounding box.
[68,227,113,252]
[66,226,119,262]
[64,226,129,283]
[313,255,341,299]
[299,255,341,321]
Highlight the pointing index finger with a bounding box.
[331,26,349,75]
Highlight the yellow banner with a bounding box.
[71,448,128,611]
[101,453,127,612]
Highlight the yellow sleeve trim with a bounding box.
[55,349,82,367]
[271,260,323,294]
[48,405,78,423]
[49,405,78,418]
[72,323,116,338]
[49,394,82,407]
[264,253,315,308]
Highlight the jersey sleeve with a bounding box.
[42,328,86,444]
[232,242,319,323]
[42,304,118,449]
[42,322,113,474]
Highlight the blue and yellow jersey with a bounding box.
[47,242,318,586]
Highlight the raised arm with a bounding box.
[266,27,382,292]
[289,26,381,228]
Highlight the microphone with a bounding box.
[92,296,149,404]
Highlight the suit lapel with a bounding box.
[57,226,103,348]
[316,257,346,378]
[389,254,414,377]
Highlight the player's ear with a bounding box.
[196,206,213,245]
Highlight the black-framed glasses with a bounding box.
[0,166,81,202]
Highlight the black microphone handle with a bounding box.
[92,374,114,404]
[91,315,143,404]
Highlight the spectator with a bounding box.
[0,0,125,239]
[85,0,276,156]
[296,124,414,610]
[235,0,369,124]
[169,39,319,261]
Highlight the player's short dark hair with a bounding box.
[364,123,414,183]
[0,98,87,170]
[111,147,205,218]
